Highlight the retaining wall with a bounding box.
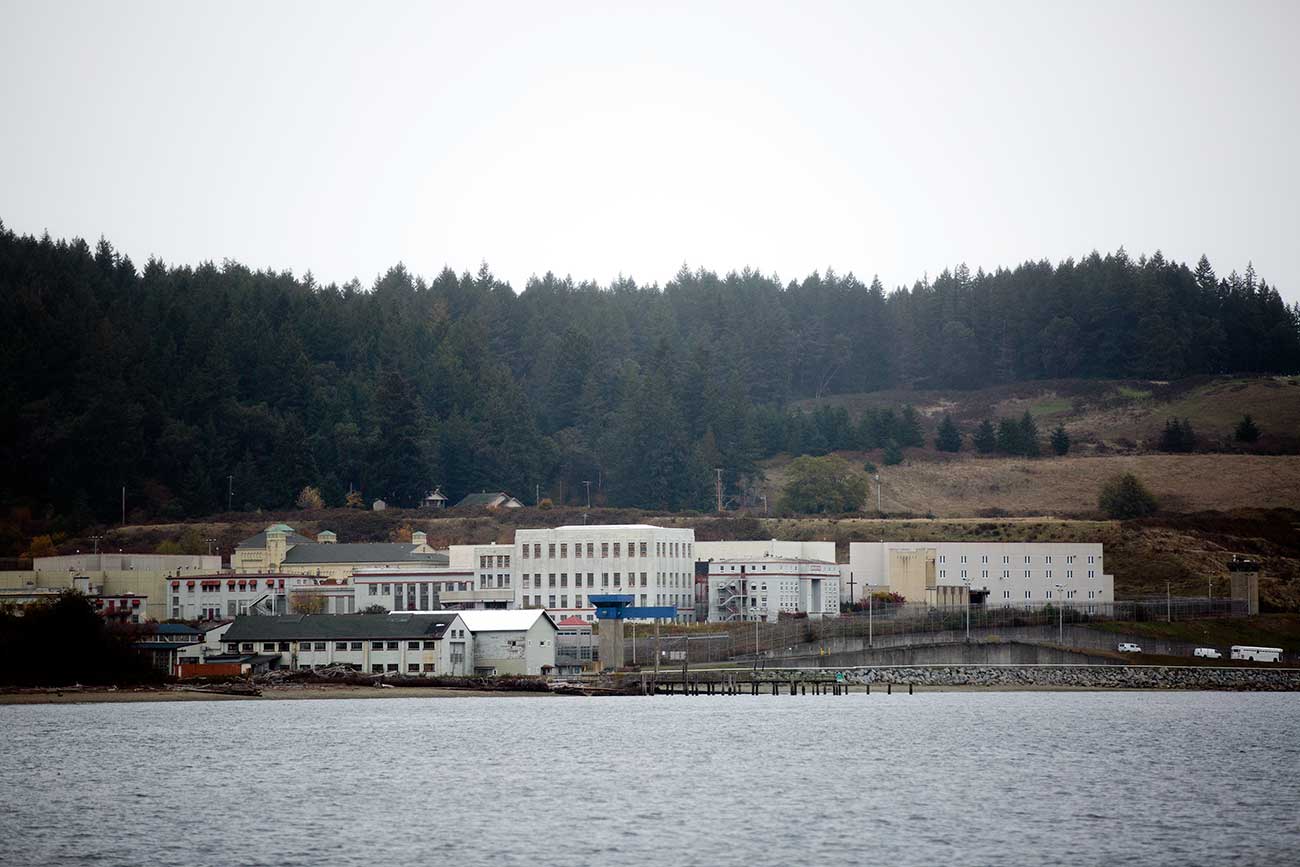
[844,664,1300,691]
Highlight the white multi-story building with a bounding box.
[707,557,840,622]
[514,525,696,623]
[846,542,1115,608]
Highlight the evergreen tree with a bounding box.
[898,405,925,447]
[882,439,904,466]
[935,415,962,452]
[1050,424,1071,456]
[1157,418,1197,453]
[1019,411,1041,457]
[996,418,1023,455]
[1234,414,1260,443]
[973,419,998,454]
[0,220,1297,539]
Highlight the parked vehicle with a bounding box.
[1118,643,1142,653]
[1194,647,1222,659]
[1231,645,1282,663]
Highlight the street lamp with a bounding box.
[962,577,972,642]
[1054,583,1065,644]
[868,589,873,648]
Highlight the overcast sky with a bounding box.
[2,0,1297,300]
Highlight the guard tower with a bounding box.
[589,594,677,671]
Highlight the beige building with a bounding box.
[0,552,222,622]
[232,524,443,581]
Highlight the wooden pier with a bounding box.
[637,672,914,696]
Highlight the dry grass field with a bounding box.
[761,452,1300,517]
[794,375,1300,452]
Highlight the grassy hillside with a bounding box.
[78,506,1300,612]
[792,375,1300,453]
[761,452,1300,517]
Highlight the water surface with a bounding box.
[2,692,1296,866]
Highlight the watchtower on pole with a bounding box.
[589,594,677,671]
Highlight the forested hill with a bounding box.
[1,221,1298,533]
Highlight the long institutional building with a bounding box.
[0,521,1115,624]
[845,541,1114,608]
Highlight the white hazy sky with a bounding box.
[2,0,1297,300]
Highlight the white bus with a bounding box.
[1230,645,1283,663]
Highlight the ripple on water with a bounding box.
[0,692,1298,867]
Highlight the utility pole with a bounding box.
[535,483,540,507]
[715,468,724,513]
[583,480,591,509]
[963,577,971,642]
[875,473,882,512]
[228,475,234,512]
[121,487,126,526]
[205,537,217,556]
[1055,583,1065,644]
[868,591,873,647]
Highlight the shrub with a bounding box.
[1098,473,1159,519]
[296,486,325,510]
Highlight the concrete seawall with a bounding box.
[844,664,1300,691]
[777,640,1115,668]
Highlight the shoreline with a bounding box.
[0,684,562,704]
[4,682,1293,704]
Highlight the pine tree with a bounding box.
[1234,414,1260,443]
[882,439,904,466]
[899,406,925,447]
[935,415,962,452]
[1019,412,1041,457]
[1050,424,1070,456]
[1158,418,1197,453]
[996,418,1023,455]
[973,419,998,454]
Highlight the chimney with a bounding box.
[412,531,427,547]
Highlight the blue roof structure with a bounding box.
[588,594,677,620]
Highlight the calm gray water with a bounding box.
[1,692,1297,866]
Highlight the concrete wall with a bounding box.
[776,640,1116,669]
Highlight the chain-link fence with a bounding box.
[621,597,1249,663]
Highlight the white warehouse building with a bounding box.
[846,542,1115,608]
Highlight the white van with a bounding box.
[1118,643,1142,653]
[1194,647,1222,659]
[1231,645,1282,663]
